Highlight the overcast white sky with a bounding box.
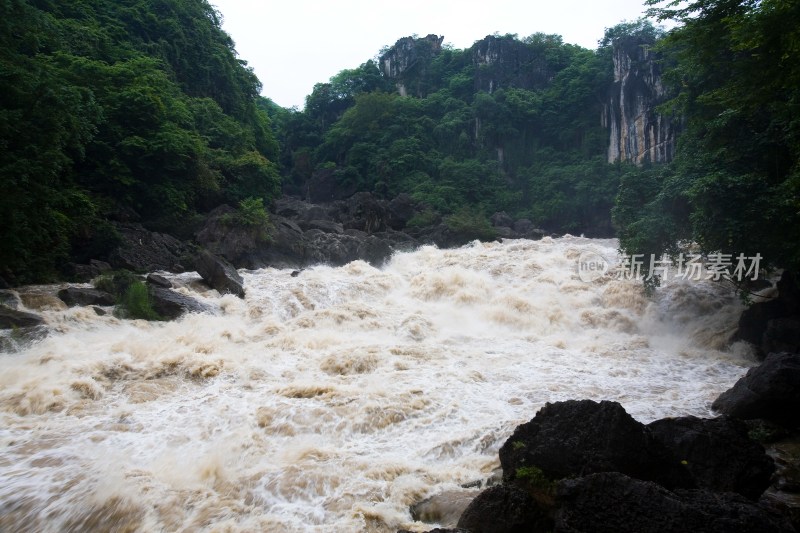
[210,0,657,109]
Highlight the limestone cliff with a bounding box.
[604,36,677,165]
[379,34,444,97]
[471,35,554,93]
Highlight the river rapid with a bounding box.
[0,237,755,532]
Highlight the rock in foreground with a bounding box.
[712,352,800,425]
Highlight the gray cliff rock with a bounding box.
[605,35,676,165]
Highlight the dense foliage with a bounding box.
[267,32,634,238]
[0,0,280,283]
[615,0,800,280]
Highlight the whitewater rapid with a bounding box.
[0,237,754,532]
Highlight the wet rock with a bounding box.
[194,204,271,268]
[554,472,794,533]
[148,287,212,320]
[0,290,21,310]
[456,484,553,533]
[0,324,48,353]
[712,352,800,426]
[58,287,116,307]
[0,304,45,329]
[304,230,392,266]
[490,211,515,228]
[302,219,344,234]
[764,317,800,355]
[647,415,774,499]
[411,489,480,529]
[194,250,245,298]
[736,271,800,358]
[109,223,190,272]
[498,400,691,489]
[274,197,330,222]
[388,193,416,230]
[146,273,173,289]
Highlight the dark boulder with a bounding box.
[0,290,21,310]
[148,287,212,320]
[334,192,390,234]
[764,317,800,355]
[647,415,774,499]
[194,205,271,268]
[736,271,800,358]
[0,304,45,329]
[411,489,480,529]
[274,197,330,222]
[712,352,800,425]
[58,287,115,307]
[108,223,190,272]
[554,472,794,533]
[498,400,691,489]
[194,250,245,298]
[457,484,553,533]
[302,219,344,234]
[490,211,515,228]
[388,193,416,230]
[304,231,392,267]
[254,215,308,268]
[146,273,173,289]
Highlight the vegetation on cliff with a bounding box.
[2,0,798,285]
[615,0,800,280]
[0,0,280,283]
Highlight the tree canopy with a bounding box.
[0,0,280,283]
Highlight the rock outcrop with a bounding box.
[555,472,792,533]
[471,35,556,94]
[647,415,774,499]
[194,250,245,298]
[426,400,791,533]
[57,287,115,307]
[109,223,191,273]
[0,304,45,329]
[605,35,676,165]
[736,271,800,358]
[498,399,690,489]
[712,352,800,425]
[148,286,212,320]
[379,34,444,97]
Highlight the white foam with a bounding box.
[0,238,754,531]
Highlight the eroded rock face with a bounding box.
[554,472,793,533]
[471,35,556,94]
[109,224,190,272]
[605,35,676,165]
[0,304,45,329]
[457,484,553,533]
[498,400,690,489]
[57,287,115,307]
[647,415,774,499]
[194,250,245,298]
[379,34,444,97]
[712,352,800,425]
[148,286,212,320]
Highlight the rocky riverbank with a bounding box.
[402,353,800,533]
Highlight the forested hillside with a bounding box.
[264,29,645,239]
[2,0,798,287]
[0,0,280,283]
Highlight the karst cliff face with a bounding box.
[604,36,676,165]
[379,33,677,166]
[379,34,444,97]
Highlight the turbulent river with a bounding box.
[0,237,756,532]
